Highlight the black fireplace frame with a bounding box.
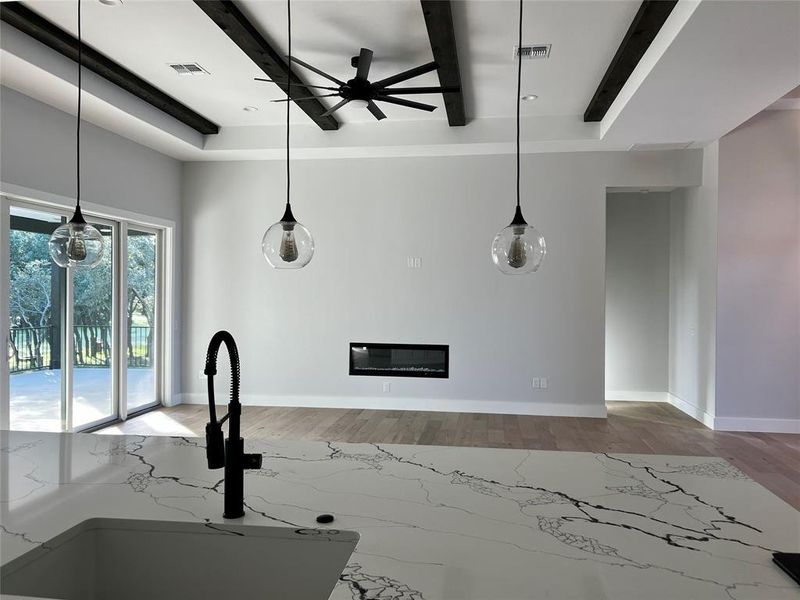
[349,342,449,379]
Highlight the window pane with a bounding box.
[72,222,114,428]
[127,229,157,411]
[8,206,65,432]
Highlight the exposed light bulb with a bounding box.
[279,225,299,263]
[351,99,370,109]
[507,227,527,269]
[67,233,88,261]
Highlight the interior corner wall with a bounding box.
[0,86,184,403]
[715,109,800,432]
[605,192,670,397]
[181,150,701,417]
[668,142,718,426]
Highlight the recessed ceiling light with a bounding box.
[243,106,259,112]
[521,94,538,101]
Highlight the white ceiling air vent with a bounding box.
[629,142,693,151]
[513,44,551,60]
[168,63,210,76]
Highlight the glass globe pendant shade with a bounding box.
[262,203,314,269]
[491,206,546,275]
[48,206,105,268]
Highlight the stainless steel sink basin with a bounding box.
[1,518,358,600]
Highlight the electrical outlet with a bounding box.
[382,382,391,393]
[532,377,540,389]
[540,377,548,389]
[406,257,422,269]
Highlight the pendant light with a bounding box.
[261,0,314,269]
[490,0,546,275]
[49,0,104,269]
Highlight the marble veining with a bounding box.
[1,430,798,599]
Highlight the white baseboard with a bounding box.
[662,393,799,433]
[177,393,607,419]
[665,393,716,429]
[605,391,669,403]
[712,416,800,434]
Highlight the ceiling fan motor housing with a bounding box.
[343,78,373,102]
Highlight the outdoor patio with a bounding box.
[10,367,155,431]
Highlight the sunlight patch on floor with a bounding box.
[98,411,196,437]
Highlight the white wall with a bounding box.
[715,110,800,431]
[605,192,670,396]
[182,150,701,416]
[0,86,183,402]
[668,144,719,425]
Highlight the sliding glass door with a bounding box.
[5,198,165,431]
[71,220,116,430]
[125,227,159,414]
[8,206,66,432]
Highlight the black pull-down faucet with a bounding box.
[204,330,263,519]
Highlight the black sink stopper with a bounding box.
[316,514,334,524]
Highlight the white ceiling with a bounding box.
[2,0,798,160]
[20,0,641,125]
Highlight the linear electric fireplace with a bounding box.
[349,343,449,378]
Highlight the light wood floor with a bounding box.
[102,402,800,510]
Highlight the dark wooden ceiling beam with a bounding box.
[420,0,466,126]
[194,0,339,131]
[0,1,219,135]
[584,0,678,122]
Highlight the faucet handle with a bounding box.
[205,422,225,469]
[243,453,263,470]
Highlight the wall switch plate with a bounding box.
[406,257,422,268]
[382,382,391,393]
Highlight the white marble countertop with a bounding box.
[1,430,798,599]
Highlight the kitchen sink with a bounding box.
[1,518,358,600]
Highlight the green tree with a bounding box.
[9,230,52,328]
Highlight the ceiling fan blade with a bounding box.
[367,101,386,121]
[288,56,346,86]
[371,61,438,88]
[355,48,373,80]
[254,78,340,92]
[379,86,459,95]
[271,94,341,103]
[321,98,351,117]
[374,95,437,112]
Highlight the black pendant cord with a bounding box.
[76,0,82,210]
[508,0,526,228]
[515,0,522,211]
[285,0,291,214]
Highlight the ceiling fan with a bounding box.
[255,48,457,120]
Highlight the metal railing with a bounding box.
[8,326,53,373]
[9,325,152,373]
